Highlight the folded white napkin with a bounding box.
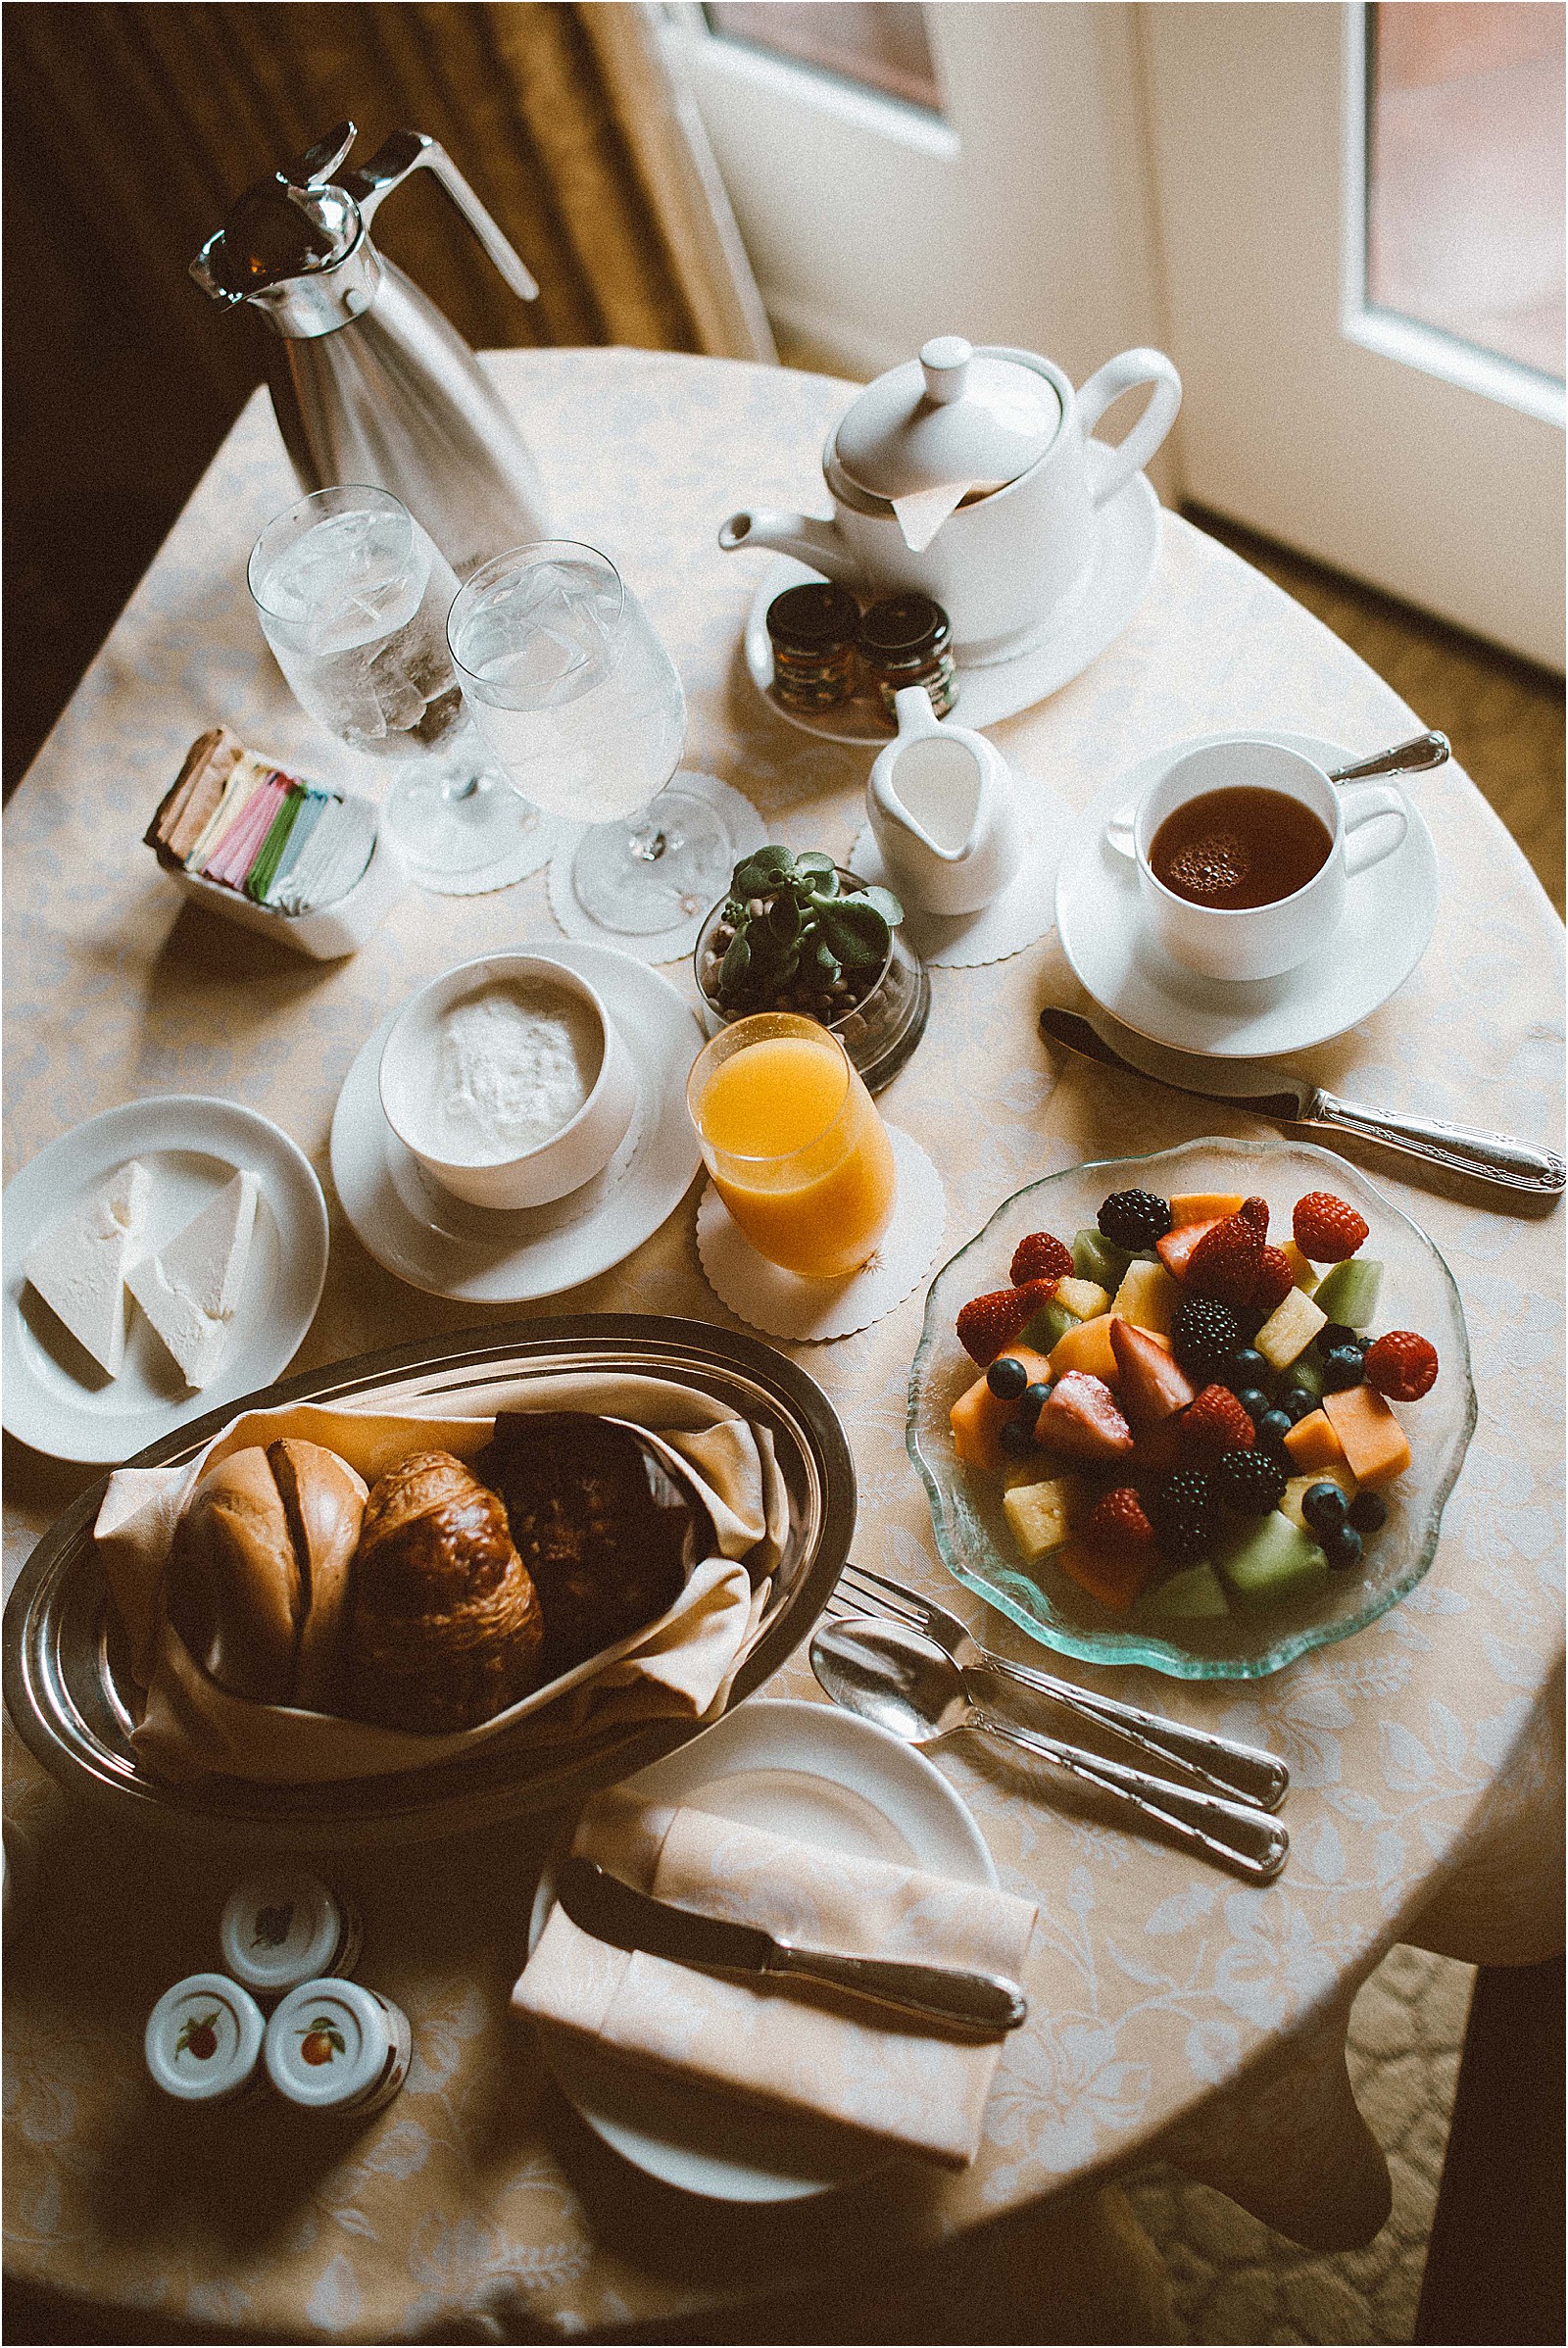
[515,1793,1038,2169]
[94,1373,788,1784]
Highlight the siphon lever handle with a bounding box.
[344,129,540,303]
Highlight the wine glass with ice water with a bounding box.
[248,484,554,895]
[446,540,735,936]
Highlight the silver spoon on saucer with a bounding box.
[1104,729,1449,859]
[810,1615,1288,1883]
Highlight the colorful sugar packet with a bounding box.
[146,728,376,914]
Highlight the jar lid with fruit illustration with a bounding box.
[220,1871,361,1997]
[145,1973,266,2103]
[264,1977,411,2114]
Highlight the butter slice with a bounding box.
[127,1171,260,1389]
[24,1160,153,1376]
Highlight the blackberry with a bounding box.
[1211,1448,1288,1515]
[987,1354,1029,1400]
[1171,1296,1242,1380]
[1098,1188,1172,1249]
[1348,1490,1388,1536]
[1150,1468,1218,1563]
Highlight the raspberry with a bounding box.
[1149,1468,1218,1563]
[1183,1210,1265,1308]
[1087,1487,1155,1555]
[1251,1246,1297,1314]
[1238,1196,1270,1234]
[956,1280,1057,1364]
[1097,1189,1172,1249]
[1293,1192,1369,1261]
[1363,1330,1439,1401]
[1009,1230,1073,1287]
[1180,1383,1256,1459]
[1211,1447,1288,1514]
[1170,1296,1243,1380]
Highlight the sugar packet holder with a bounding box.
[146,726,408,959]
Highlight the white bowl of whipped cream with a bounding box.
[378,954,638,1209]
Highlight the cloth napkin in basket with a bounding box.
[515,1792,1039,2168]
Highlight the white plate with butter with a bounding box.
[2,1097,328,1464]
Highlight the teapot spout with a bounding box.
[717,509,861,586]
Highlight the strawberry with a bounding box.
[956,1280,1056,1364]
[1238,1195,1270,1234]
[1251,1245,1297,1314]
[1293,1191,1369,1262]
[1034,1370,1135,1461]
[1363,1330,1439,1401]
[1009,1230,1073,1287]
[1087,1486,1155,1555]
[1108,1316,1196,1427]
[1180,1383,1256,1459]
[1183,1209,1265,1308]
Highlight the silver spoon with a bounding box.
[810,1616,1288,1883]
[1104,729,1449,858]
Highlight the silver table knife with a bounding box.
[555,1855,1028,2035]
[1039,1003,1565,1197]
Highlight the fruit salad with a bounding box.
[948,1180,1441,1624]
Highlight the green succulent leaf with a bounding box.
[794,850,838,882]
[817,896,891,969]
[732,846,796,896]
[858,885,905,927]
[765,894,802,946]
[811,937,842,976]
[718,933,751,994]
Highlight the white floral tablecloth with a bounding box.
[4,350,1563,2342]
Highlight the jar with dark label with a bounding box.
[220,1872,364,2005]
[765,582,861,712]
[265,1978,412,2118]
[858,593,958,719]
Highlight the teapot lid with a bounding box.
[835,337,1061,501]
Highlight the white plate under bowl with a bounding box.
[2,1097,327,1465]
[329,941,703,1302]
[1054,731,1441,1057]
[528,1696,997,2203]
[743,449,1161,744]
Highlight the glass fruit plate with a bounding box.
[907,1138,1476,1679]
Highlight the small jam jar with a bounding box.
[764,581,861,712]
[265,1979,412,2118]
[220,1872,364,2004]
[145,1973,267,2107]
[858,592,958,719]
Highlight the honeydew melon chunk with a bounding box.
[1054,1275,1111,1322]
[1108,1257,1183,1337]
[1310,1257,1384,1328]
[1280,1239,1321,1296]
[1023,1298,1080,1353]
[1286,1350,1326,1403]
[1253,1285,1328,1369]
[1142,1560,1231,1620]
[1072,1229,1131,1290]
[1003,1472,1087,1564]
[1213,1510,1331,1612]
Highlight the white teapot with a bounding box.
[720,336,1180,662]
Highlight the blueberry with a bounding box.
[1316,1322,1358,1356]
[1280,1386,1316,1424]
[1020,1381,1054,1420]
[1236,1387,1272,1424]
[1348,1490,1388,1535]
[1301,1481,1349,1535]
[1321,1523,1364,1572]
[1229,1347,1268,1386]
[998,1417,1038,1456]
[1255,1408,1294,1448]
[987,1354,1029,1400]
[1320,1346,1365,1394]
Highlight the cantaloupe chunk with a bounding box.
[1282,1407,1349,1473]
[1108,1257,1183,1337]
[1047,1313,1172,1384]
[1322,1384,1411,1486]
[950,1345,1054,1472]
[1280,1239,1321,1296]
[1055,1539,1154,1613]
[1054,1275,1111,1322]
[1169,1192,1246,1225]
[1003,1473,1087,1563]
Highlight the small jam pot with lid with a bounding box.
[266,1978,412,2117]
[220,1872,363,2002]
[764,581,860,712]
[145,1973,267,2106]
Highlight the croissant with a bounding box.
[345,1450,545,1733]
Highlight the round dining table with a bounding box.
[4,348,1563,2345]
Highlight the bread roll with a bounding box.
[269,1439,368,1712]
[166,1447,304,1705]
[345,1450,545,1733]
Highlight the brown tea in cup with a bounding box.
[1149,786,1333,910]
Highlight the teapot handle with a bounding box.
[1077,350,1182,507]
[343,130,540,304]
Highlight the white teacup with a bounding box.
[1131,739,1408,983]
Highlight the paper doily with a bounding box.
[547,771,765,965]
[850,784,1069,967]
[695,1124,946,1343]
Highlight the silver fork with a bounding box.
[829,1562,1289,1812]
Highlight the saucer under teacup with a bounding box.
[1054,730,1440,1059]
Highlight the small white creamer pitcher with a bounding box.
[866,688,1024,917]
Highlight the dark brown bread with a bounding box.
[345,1450,545,1733]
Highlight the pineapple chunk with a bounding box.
[1108,1257,1183,1338]
[1281,1468,1357,1531]
[1253,1285,1328,1368]
[1003,1474,1087,1564]
[1054,1276,1110,1322]
[1280,1239,1321,1296]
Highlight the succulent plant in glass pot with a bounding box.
[694,847,930,1093]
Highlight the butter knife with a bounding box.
[555,1856,1028,2034]
[1039,1004,1565,1197]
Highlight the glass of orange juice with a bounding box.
[686,1012,898,1278]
